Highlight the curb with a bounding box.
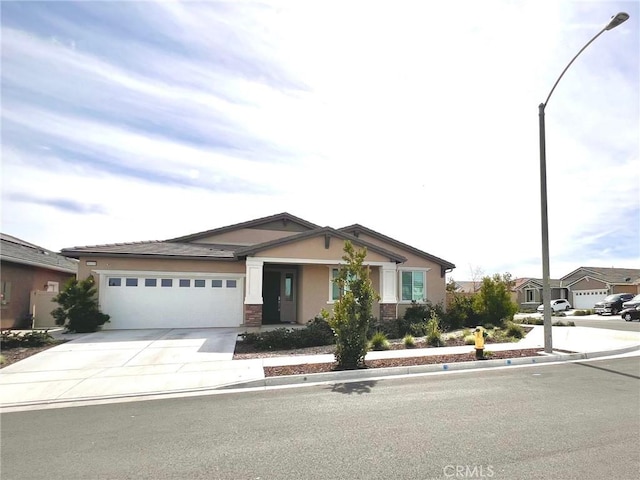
[2,344,638,411]
[219,343,640,390]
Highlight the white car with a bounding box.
[537,299,572,312]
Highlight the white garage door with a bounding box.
[572,289,608,310]
[100,274,244,329]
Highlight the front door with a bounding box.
[280,270,296,323]
[262,269,297,324]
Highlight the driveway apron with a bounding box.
[0,328,264,406]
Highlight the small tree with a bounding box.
[52,276,110,333]
[473,273,517,328]
[325,241,378,370]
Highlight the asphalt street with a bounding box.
[2,356,639,480]
[569,315,640,332]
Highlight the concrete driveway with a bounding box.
[0,328,264,408]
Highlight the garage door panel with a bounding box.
[101,275,244,329]
[572,289,608,310]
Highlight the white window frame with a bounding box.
[46,281,59,293]
[399,269,427,303]
[328,266,356,303]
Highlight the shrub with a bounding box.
[1,329,53,349]
[473,273,518,328]
[573,309,594,316]
[504,322,525,339]
[369,331,390,351]
[426,311,443,347]
[552,320,576,327]
[518,317,543,325]
[403,334,416,348]
[463,334,475,345]
[239,318,336,351]
[52,276,110,333]
[368,319,401,340]
[325,241,379,369]
[0,355,5,365]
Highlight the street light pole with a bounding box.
[539,12,629,353]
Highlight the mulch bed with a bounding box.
[263,348,547,377]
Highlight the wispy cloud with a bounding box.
[8,193,108,215]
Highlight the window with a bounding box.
[108,278,122,287]
[194,279,205,288]
[161,279,173,287]
[1,281,11,306]
[226,280,237,288]
[179,279,191,288]
[145,279,157,287]
[401,271,425,302]
[330,268,355,301]
[46,281,59,293]
[284,273,293,301]
[525,289,535,302]
[212,280,223,288]
[126,278,138,287]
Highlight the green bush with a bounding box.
[463,334,475,345]
[0,355,5,365]
[1,330,53,349]
[573,309,594,316]
[552,320,576,327]
[326,242,379,369]
[239,318,336,351]
[505,322,525,339]
[52,276,110,333]
[426,312,443,347]
[518,317,544,325]
[403,334,416,348]
[369,331,390,351]
[367,319,401,340]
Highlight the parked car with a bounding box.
[594,293,635,315]
[537,299,572,313]
[621,305,640,322]
[622,294,640,310]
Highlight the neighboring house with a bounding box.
[514,278,566,311]
[0,233,78,329]
[560,267,640,309]
[513,267,640,311]
[61,213,456,330]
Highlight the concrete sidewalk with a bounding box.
[1,326,639,410]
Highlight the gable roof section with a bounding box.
[61,241,236,260]
[166,212,320,243]
[339,224,455,270]
[515,278,563,290]
[561,267,640,287]
[1,233,78,274]
[236,227,407,263]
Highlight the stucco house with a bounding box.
[0,233,78,329]
[61,213,456,330]
[514,267,640,311]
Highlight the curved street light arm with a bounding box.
[543,27,607,108]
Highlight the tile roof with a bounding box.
[339,224,455,269]
[561,267,640,285]
[61,241,236,259]
[1,233,78,273]
[167,212,319,243]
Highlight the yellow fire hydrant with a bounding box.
[474,326,486,360]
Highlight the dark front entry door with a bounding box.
[263,271,281,323]
[262,269,297,324]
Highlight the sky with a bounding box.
[1,0,639,281]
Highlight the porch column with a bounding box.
[244,257,264,326]
[379,262,398,321]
